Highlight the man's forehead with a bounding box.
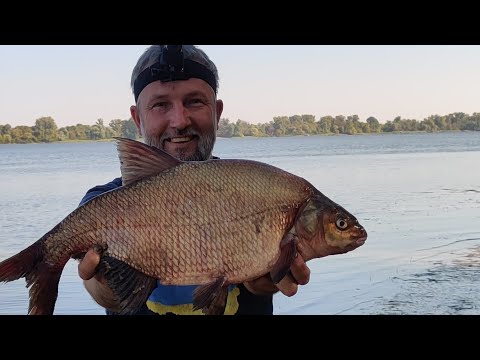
[141,78,214,101]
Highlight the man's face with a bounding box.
[130,78,223,161]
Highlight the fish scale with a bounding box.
[52,159,309,285]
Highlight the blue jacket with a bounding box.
[80,177,273,315]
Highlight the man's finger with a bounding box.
[244,274,278,295]
[78,249,100,280]
[276,273,298,297]
[289,255,310,285]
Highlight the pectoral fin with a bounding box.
[270,232,298,284]
[97,255,157,315]
[192,277,229,315]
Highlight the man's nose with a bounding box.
[168,103,191,130]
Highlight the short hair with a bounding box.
[130,45,219,98]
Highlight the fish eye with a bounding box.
[336,218,348,230]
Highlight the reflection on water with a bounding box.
[356,246,480,315]
[1,132,480,314]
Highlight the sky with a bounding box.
[1,45,479,127]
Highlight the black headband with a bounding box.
[133,45,217,102]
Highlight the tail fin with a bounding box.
[0,242,42,282]
[0,241,63,315]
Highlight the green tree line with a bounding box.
[0,117,139,144]
[217,112,480,138]
[1,112,479,144]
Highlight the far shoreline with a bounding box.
[0,130,476,146]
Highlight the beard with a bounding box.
[141,122,216,161]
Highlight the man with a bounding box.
[78,45,310,315]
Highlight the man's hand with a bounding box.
[243,254,311,297]
[78,249,120,312]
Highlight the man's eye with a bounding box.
[187,99,204,106]
[153,102,168,108]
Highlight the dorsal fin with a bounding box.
[114,137,182,186]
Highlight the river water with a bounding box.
[1,131,479,314]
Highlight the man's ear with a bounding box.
[130,105,142,135]
[215,99,224,129]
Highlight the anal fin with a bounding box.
[192,277,228,315]
[270,232,298,284]
[97,255,157,315]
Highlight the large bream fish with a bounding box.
[0,138,367,315]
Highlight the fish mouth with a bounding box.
[355,236,367,246]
